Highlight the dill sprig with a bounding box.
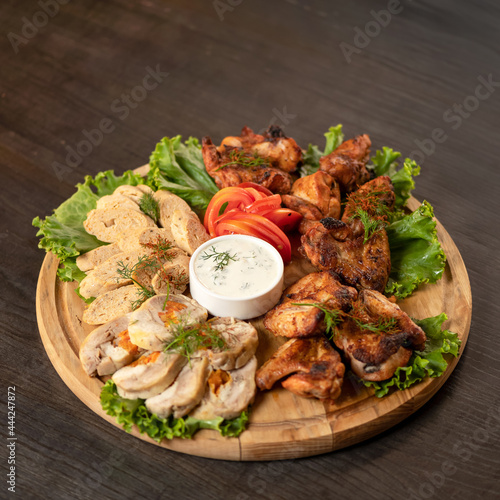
[215,149,270,171]
[139,192,160,223]
[164,320,226,363]
[352,208,388,244]
[292,302,400,337]
[116,257,156,310]
[291,302,344,340]
[201,246,238,271]
[352,317,398,335]
[116,236,179,310]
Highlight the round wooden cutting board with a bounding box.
[35,197,472,461]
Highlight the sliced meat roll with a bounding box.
[151,253,190,295]
[190,356,257,420]
[145,357,210,418]
[116,227,175,253]
[154,190,192,231]
[79,314,143,376]
[76,243,122,272]
[114,185,150,204]
[170,209,209,255]
[83,208,155,243]
[82,285,142,325]
[78,250,147,299]
[128,294,208,351]
[96,194,141,212]
[112,351,187,399]
[193,317,258,371]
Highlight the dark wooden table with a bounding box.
[1,0,499,498]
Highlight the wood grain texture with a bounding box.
[36,197,471,461]
[2,0,499,497]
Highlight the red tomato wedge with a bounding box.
[246,194,282,214]
[203,185,302,262]
[204,187,254,236]
[259,208,303,233]
[236,182,273,197]
[215,213,292,263]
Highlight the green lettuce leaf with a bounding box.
[301,124,344,176]
[370,147,420,208]
[100,380,249,441]
[386,201,446,298]
[147,136,218,210]
[33,170,144,281]
[363,313,461,397]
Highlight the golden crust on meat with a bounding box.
[256,337,345,400]
[264,271,357,338]
[319,134,371,192]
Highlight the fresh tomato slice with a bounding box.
[236,182,273,197]
[240,187,267,202]
[214,212,292,263]
[204,187,254,236]
[260,208,302,232]
[246,194,282,214]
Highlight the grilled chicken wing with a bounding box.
[256,337,345,400]
[342,175,395,238]
[319,134,371,193]
[333,289,426,381]
[202,136,292,193]
[264,271,357,338]
[282,170,342,233]
[300,218,391,293]
[219,125,302,173]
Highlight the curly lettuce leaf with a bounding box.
[33,170,144,281]
[363,313,461,397]
[386,201,446,298]
[100,380,249,441]
[370,147,420,208]
[301,124,344,176]
[147,136,218,210]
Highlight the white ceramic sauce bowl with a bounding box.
[189,234,284,320]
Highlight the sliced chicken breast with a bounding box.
[190,356,257,420]
[113,351,187,400]
[128,294,208,351]
[193,317,259,371]
[79,314,144,376]
[145,357,210,418]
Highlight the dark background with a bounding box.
[1,0,499,499]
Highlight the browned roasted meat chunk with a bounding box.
[202,136,293,194]
[256,337,345,400]
[319,134,371,193]
[282,170,341,233]
[342,176,395,238]
[333,289,426,381]
[264,271,357,338]
[300,218,391,293]
[201,125,302,193]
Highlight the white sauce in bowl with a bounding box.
[193,238,280,298]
